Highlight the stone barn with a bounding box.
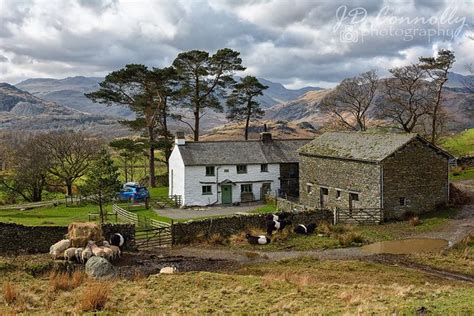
[298,132,454,220]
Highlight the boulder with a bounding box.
[85,256,116,280]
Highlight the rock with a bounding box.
[85,256,116,280]
[160,266,176,274]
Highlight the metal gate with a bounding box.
[135,225,173,249]
[333,208,383,224]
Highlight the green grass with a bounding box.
[450,167,474,181]
[148,186,169,198]
[441,128,474,157]
[248,202,278,214]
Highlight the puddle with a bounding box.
[361,238,448,254]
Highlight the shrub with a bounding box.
[207,233,228,245]
[409,216,422,226]
[338,232,365,247]
[80,282,110,312]
[3,281,18,304]
[316,221,332,235]
[451,166,463,176]
[49,270,85,292]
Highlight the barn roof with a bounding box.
[299,132,453,162]
[177,139,311,166]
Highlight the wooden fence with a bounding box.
[112,204,173,248]
[333,208,383,225]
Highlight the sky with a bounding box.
[0,0,473,88]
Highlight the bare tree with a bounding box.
[0,134,51,202]
[320,70,378,131]
[376,64,432,133]
[38,132,101,196]
[419,49,455,144]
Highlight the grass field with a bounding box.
[441,128,474,157]
[0,255,472,314]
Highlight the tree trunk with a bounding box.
[244,100,253,140]
[193,110,200,141]
[124,159,128,183]
[66,181,73,196]
[99,192,104,224]
[148,126,156,187]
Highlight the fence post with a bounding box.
[171,219,174,245]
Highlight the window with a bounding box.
[261,164,268,172]
[336,190,341,200]
[224,169,229,173]
[205,166,215,176]
[237,165,247,174]
[400,197,407,206]
[202,186,212,195]
[241,184,252,193]
[349,193,359,201]
[320,187,328,195]
[307,184,313,194]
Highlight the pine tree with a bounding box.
[79,148,121,223]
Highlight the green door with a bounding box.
[222,185,232,204]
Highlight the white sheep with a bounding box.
[64,247,78,261]
[160,266,177,274]
[49,239,71,259]
[109,245,121,260]
[75,248,83,263]
[88,241,105,257]
[81,246,93,263]
[101,246,113,260]
[102,241,110,247]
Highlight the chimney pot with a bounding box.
[175,132,185,145]
[260,132,272,143]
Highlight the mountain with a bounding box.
[0,83,128,138]
[16,76,134,118]
[446,72,474,90]
[16,76,323,115]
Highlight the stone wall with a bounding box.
[0,223,136,254]
[172,210,333,244]
[101,223,136,251]
[298,154,381,210]
[382,139,449,219]
[458,156,474,168]
[0,223,68,254]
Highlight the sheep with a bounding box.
[109,245,121,260]
[101,246,114,260]
[88,241,106,257]
[64,247,78,261]
[102,241,110,247]
[160,266,177,274]
[75,248,83,263]
[294,223,317,235]
[265,212,289,222]
[81,246,93,263]
[110,233,125,249]
[246,234,271,245]
[49,239,71,259]
[266,219,292,235]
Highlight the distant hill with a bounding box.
[16,76,134,118]
[0,83,128,138]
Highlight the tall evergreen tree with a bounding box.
[79,148,121,223]
[173,48,245,141]
[86,65,177,187]
[419,49,455,144]
[226,76,268,140]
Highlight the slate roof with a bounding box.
[299,132,452,162]
[178,139,311,166]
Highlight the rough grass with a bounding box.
[441,128,474,157]
[49,271,85,292]
[450,167,474,181]
[80,282,111,312]
[409,233,474,276]
[2,282,17,305]
[1,255,472,314]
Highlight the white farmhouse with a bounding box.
[169,132,310,207]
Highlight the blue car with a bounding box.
[117,183,150,202]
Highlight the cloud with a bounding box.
[0,0,472,87]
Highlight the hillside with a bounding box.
[441,128,474,157]
[0,83,128,138]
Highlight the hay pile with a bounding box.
[68,223,104,248]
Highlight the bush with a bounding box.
[3,281,18,304]
[338,232,365,247]
[409,216,422,226]
[207,233,228,246]
[80,282,110,312]
[49,270,85,292]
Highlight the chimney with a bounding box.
[175,132,185,145]
[260,132,272,143]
